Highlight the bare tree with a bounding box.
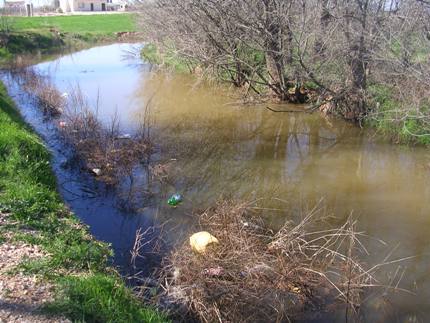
[139,0,430,131]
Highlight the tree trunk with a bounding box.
[315,0,330,55]
[343,0,369,120]
[263,0,287,100]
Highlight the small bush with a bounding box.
[5,32,63,54]
[367,84,430,145]
[141,43,162,65]
[141,42,194,73]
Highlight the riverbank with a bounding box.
[141,43,430,147]
[139,0,430,148]
[0,82,167,322]
[0,14,139,64]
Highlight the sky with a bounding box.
[1,0,54,8]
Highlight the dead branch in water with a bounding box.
[14,67,154,188]
[15,67,65,116]
[131,222,170,270]
[266,106,307,113]
[58,87,153,186]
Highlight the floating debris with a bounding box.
[116,134,132,140]
[203,266,224,277]
[189,231,219,253]
[167,193,183,206]
[91,168,102,176]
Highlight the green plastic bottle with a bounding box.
[168,193,183,206]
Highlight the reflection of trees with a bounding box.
[135,73,359,212]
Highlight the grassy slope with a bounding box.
[0,82,167,323]
[367,84,430,146]
[10,14,137,35]
[0,14,137,60]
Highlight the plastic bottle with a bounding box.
[168,193,183,206]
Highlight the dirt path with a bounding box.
[0,213,70,323]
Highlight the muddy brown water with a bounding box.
[2,43,430,322]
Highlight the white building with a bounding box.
[59,0,105,12]
[107,0,127,11]
[59,0,126,12]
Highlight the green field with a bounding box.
[0,13,138,60]
[10,13,137,35]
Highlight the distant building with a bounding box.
[4,0,34,16]
[58,0,126,12]
[107,0,127,11]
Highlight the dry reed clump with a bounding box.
[155,201,391,323]
[13,66,153,186]
[59,105,152,186]
[17,67,65,116]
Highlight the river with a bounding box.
[2,43,430,322]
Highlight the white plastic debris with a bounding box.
[117,134,132,140]
[92,168,102,176]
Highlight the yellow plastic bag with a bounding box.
[189,231,219,253]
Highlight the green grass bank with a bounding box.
[0,14,138,61]
[0,82,167,322]
[10,14,136,35]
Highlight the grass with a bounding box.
[367,84,430,145]
[0,82,168,322]
[141,43,194,73]
[0,14,137,61]
[2,31,66,55]
[45,274,164,323]
[10,14,137,36]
